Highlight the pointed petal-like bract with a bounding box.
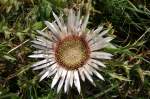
[64,71,70,93]
[40,70,49,81]
[74,70,81,93]
[81,13,89,32]
[57,69,67,93]
[51,67,62,88]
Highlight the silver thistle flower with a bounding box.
[29,9,113,93]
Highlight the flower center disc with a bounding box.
[55,35,90,70]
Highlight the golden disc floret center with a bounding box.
[55,35,90,70]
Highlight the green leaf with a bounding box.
[32,22,43,30]
[143,71,150,76]
[16,32,24,41]
[109,73,130,81]
[3,55,16,61]
[136,67,144,83]
[0,93,19,99]
[4,30,11,39]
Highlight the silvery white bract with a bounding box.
[29,9,113,93]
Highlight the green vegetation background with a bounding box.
[0,0,150,99]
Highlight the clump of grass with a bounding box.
[0,0,150,99]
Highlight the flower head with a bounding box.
[29,9,113,93]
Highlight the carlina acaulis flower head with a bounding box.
[29,9,114,94]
